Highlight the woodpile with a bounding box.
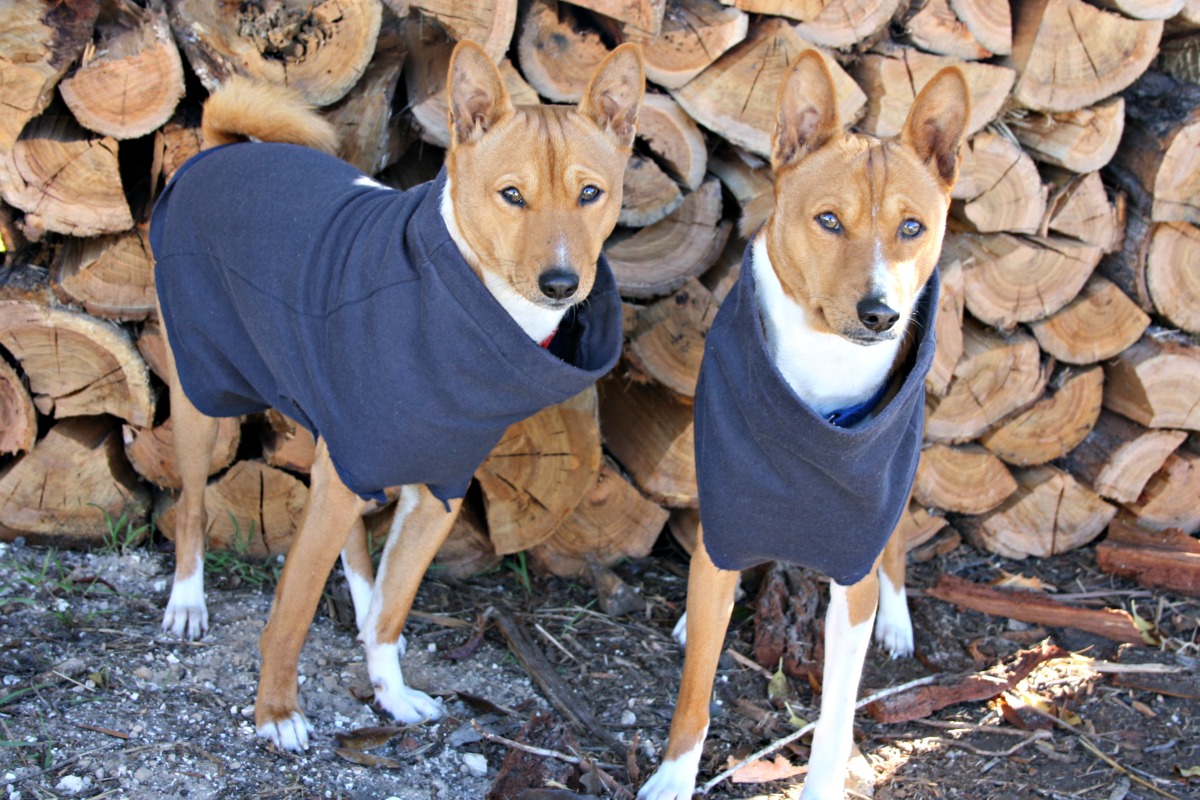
[2,0,1199,602]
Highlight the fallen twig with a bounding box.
[920,729,1052,757]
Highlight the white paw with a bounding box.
[637,761,698,800]
[257,711,313,752]
[672,612,687,648]
[374,683,445,725]
[162,572,208,640]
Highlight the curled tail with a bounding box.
[201,76,338,155]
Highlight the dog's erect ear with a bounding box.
[447,40,515,146]
[900,67,970,190]
[772,50,840,171]
[578,44,645,149]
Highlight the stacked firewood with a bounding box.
[1,0,1198,600]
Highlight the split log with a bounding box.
[606,178,730,299]
[0,109,132,238]
[1008,97,1125,173]
[324,27,406,176]
[153,109,203,184]
[708,148,773,238]
[1096,204,1157,315]
[0,359,36,456]
[948,0,1012,55]
[164,0,382,107]
[518,0,610,103]
[624,278,717,397]
[0,301,153,427]
[671,19,865,159]
[977,365,1104,467]
[597,375,697,507]
[955,233,1101,330]
[925,320,1048,444]
[1122,448,1200,532]
[1095,0,1184,20]
[0,0,98,153]
[1144,221,1200,335]
[666,507,699,555]
[135,318,170,381]
[123,417,241,490]
[429,501,500,579]
[795,0,904,49]
[927,574,1146,644]
[391,0,517,64]
[261,410,317,475]
[1042,170,1123,254]
[475,388,603,556]
[1059,410,1186,503]
[1005,0,1162,113]
[1112,71,1200,226]
[913,443,1018,515]
[638,94,707,192]
[51,226,155,321]
[568,0,666,42]
[926,256,965,398]
[955,131,1046,234]
[1096,519,1200,598]
[1102,331,1200,431]
[529,459,668,578]
[898,502,958,561]
[852,46,1015,138]
[620,153,683,228]
[701,234,746,305]
[157,460,307,557]
[0,417,150,546]
[904,0,993,61]
[642,0,748,89]
[956,465,1116,559]
[58,2,185,140]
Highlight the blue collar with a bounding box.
[825,380,891,428]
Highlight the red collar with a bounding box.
[539,330,556,349]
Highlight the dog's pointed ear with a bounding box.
[772,50,840,171]
[447,40,515,146]
[900,67,970,190]
[578,44,645,149]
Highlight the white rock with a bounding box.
[462,752,488,777]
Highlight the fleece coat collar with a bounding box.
[694,241,939,586]
[150,143,623,503]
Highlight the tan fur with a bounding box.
[201,76,338,155]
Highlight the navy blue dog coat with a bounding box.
[695,244,939,586]
[151,143,623,503]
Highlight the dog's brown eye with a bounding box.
[900,219,923,238]
[580,185,602,205]
[500,187,524,207]
[817,212,842,232]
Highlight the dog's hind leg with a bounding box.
[340,517,375,633]
[360,484,461,725]
[874,521,914,658]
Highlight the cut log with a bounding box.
[153,109,203,184]
[51,226,155,321]
[913,443,1018,515]
[58,2,185,140]
[568,0,666,41]
[926,256,965,398]
[1122,448,1200,532]
[475,388,603,556]
[958,465,1116,559]
[957,233,1101,329]
[1042,170,1123,254]
[1145,221,1200,334]
[165,0,382,106]
[667,506,699,555]
[1028,276,1150,366]
[955,131,1047,234]
[620,153,683,228]
[324,27,405,176]
[701,234,746,305]
[671,19,866,158]
[0,417,150,546]
[529,459,669,578]
[598,374,697,507]
[1096,519,1200,598]
[136,318,170,381]
[707,147,773,238]
[1009,97,1125,173]
[391,0,517,64]
[925,320,1048,444]
[1092,0,1184,20]
[606,178,730,299]
[642,0,748,89]
[430,501,500,579]
[518,0,610,103]
[978,365,1104,467]
[0,109,132,238]
[905,0,992,61]
[624,279,717,397]
[948,0,1012,55]
[1103,331,1200,431]
[0,359,36,456]
[0,0,98,153]
[1005,0,1162,113]
[0,301,153,427]
[852,47,1015,138]
[897,501,954,556]
[1112,71,1200,226]
[795,0,904,49]
[639,94,707,191]
[261,409,317,475]
[157,460,307,557]
[123,417,241,490]
[1059,410,1187,503]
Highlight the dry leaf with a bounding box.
[727,754,807,784]
[992,570,1056,593]
[334,725,407,751]
[1177,765,1200,778]
[333,748,403,768]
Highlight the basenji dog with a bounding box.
[150,40,644,752]
[637,52,968,799]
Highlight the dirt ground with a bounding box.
[0,532,1197,800]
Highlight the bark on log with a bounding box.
[391,0,517,63]
[949,0,1012,55]
[1009,97,1125,173]
[638,93,707,192]
[0,359,36,456]
[927,256,965,398]
[977,365,1104,467]
[1102,331,1200,431]
[51,226,155,321]
[324,26,405,176]
[1042,170,1123,254]
[905,0,993,61]
[1096,519,1200,598]
[914,443,1018,515]
[955,131,1047,234]
[1122,447,1200,532]
[1060,410,1187,504]
[642,0,748,89]
[624,278,717,397]
[620,153,683,228]
[123,416,241,490]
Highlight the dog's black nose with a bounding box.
[538,268,579,300]
[857,298,899,332]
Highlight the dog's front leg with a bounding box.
[256,438,367,751]
[801,571,879,800]
[638,527,739,800]
[359,484,461,724]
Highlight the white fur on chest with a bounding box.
[751,236,901,417]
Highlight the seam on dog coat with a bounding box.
[694,241,939,586]
[150,143,623,503]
